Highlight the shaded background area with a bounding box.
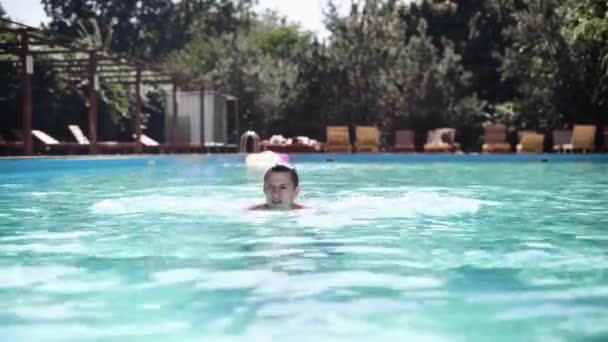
[1,0,607,151]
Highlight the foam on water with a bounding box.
[0,321,191,341]
[2,243,90,254]
[90,190,484,220]
[13,304,77,320]
[0,266,80,288]
[36,280,121,293]
[152,269,205,286]
[317,191,483,217]
[0,231,97,242]
[90,195,220,215]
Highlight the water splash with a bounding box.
[90,191,484,220]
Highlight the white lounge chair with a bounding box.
[31,129,88,154]
[140,134,160,147]
[32,130,60,145]
[68,125,90,144]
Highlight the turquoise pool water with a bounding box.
[1,155,608,341]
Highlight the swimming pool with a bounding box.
[1,154,608,341]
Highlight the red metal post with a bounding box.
[200,86,205,149]
[20,31,33,155]
[134,66,143,153]
[234,98,239,145]
[88,50,98,154]
[171,78,178,152]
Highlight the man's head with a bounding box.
[263,164,300,209]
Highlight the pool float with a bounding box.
[245,151,289,168]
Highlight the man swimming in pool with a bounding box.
[248,163,306,210]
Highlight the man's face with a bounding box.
[264,171,299,209]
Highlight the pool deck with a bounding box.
[289,153,608,163]
[2,153,608,162]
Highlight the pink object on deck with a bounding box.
[245,151,290,168]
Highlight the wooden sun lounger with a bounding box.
[393,130,415,152]
[325,126,352,153]
[517,132,545,153]
[562,125,596,153]
[140,134,204,153]
[552,130,572,153]
[70,125,187,154]
[482,124,511,153]
[31,129,89,154]
[355,126,379,153]
[0,133,24,155]
[68,125,90,144]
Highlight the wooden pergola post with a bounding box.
[134,65,143,153]
[87,50,98,154]
[171,78,179,152]
[1,19,200,156]
[20,31,33,155]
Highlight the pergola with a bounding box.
[0,18,211,155]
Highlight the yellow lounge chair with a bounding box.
[355,126,379,153]
[325,126,352,153]
[517,132,545,153]
[482,124,511,153]
[562,125,596,153]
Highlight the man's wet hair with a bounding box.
[264,163,299,188]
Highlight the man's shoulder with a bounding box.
[247,203,269,211]
[245,203,308,211]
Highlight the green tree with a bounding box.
[41,0,254,60]
[563,0,608,122]
[323,0,393,126]
[499,0,579,131]
[323,0,482,149]
[400,0,520,105]
[392,22,483,137]
[165,11,313,137]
